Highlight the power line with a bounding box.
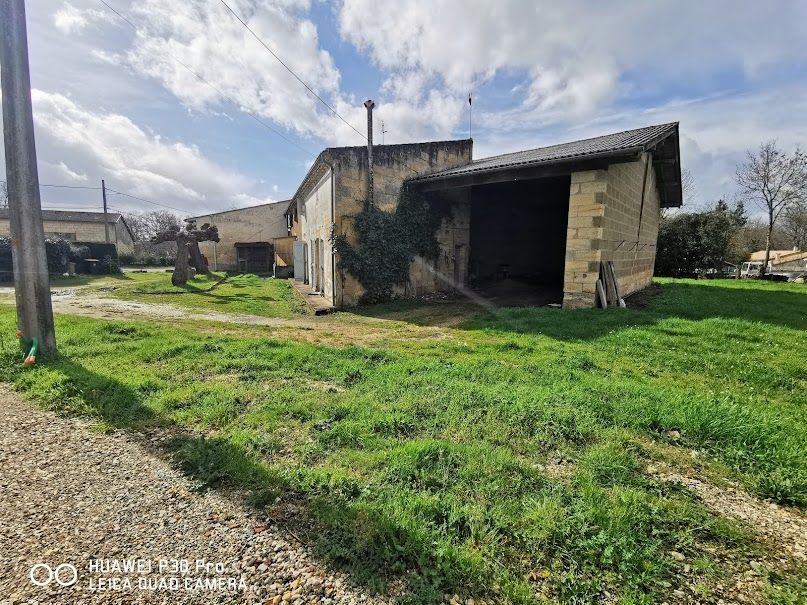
[40,184,103,190]
[106,188,187,214]
[217,0,367,142]
[98,0,317,159]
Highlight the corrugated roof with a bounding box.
[410,123,678,182]
[0,208,121,223]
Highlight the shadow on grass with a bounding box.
[0,273,134,287]
[344,280,807,340]
[8,355,448,603]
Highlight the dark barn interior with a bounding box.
[468,176,570,306]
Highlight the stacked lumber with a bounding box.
[596,261,625,309]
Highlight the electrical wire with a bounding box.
[98,0,318,159]
[105,188,188,214]
[217,0,367,143]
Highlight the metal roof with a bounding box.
[0,208,122,223]
[411,123,678,182]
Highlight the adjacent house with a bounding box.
[0,208,135,253]
[291,122,682,309]
[188,200,294,275]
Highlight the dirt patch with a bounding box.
[624,283,663,308]
[655,468,806,564]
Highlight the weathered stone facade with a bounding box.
[563,153,660,308]
[294,140,473,306]
[192,201,289,271]
[0,213,134,253]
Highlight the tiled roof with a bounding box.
[410,123,678,182]
[0,208,121,223]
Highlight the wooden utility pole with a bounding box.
[102,179,110,243]
[0,0,57,355]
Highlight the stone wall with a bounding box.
[298,170,334,297]
[193,201,289,271]
[563,153,660,308]
[329,140,473,306]
[0,219,133,253]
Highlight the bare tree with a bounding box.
[681,168,696,204]
[0,181,7,208]
[151,221,219,286]
[781,199,807,250]
[123,210,181,242]
[661,168,696,220]
[735,141,807,274]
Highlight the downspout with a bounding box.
[322,159,336,307]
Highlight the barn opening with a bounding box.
[235,242,272,273]
[467,176,570,306]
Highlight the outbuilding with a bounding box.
[291,123,682,309]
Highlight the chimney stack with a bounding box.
[364,99,375,207]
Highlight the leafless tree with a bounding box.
[780,199,807,250]
[124,210,181,242]
[0,181,7,209]
[735,141,807,274]
[681,168,696,204]
[151,220,219,286]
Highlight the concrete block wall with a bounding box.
[563,153,660,308]
[601,153,660,297]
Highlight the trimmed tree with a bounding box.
[152,220,219,286]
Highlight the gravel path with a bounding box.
[0,386,390,605]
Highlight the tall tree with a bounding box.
[735,141,807,274]
[781,199,807,250]
[656,200,746,277]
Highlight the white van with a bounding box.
[740,261,764,278]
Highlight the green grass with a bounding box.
[102,271,306,317]
[0,278,805,604]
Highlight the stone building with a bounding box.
[291,140,472,306]
[188,201,293,274]
[0,208,135,253]
[292,123,681,309]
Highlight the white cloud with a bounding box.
[115,0,352,143]
[53,160,88,182]
[52,2,111,35]
[30,90,265,214]
[338,0,807,128]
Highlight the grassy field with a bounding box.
[0,271,307,317]
[0,278,805,603]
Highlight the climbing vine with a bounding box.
[332,187,450,304]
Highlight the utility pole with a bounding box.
[102,179,110,243]
[363,99,375,207]
[0,0,57,356]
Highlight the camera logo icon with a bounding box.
[29,563,78,587]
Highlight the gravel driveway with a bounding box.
[0,386,389,605]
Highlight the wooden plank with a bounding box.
[596,278,608,309]
[601,261,616,306]
[607,261,622,302]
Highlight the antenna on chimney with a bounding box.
[468,93,472,139]
[364,99,375,207]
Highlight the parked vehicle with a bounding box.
[740,261,764,278]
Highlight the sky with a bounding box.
[1,0,806,217]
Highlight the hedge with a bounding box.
[0,237,120,278]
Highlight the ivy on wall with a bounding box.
[332,187,450,304]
